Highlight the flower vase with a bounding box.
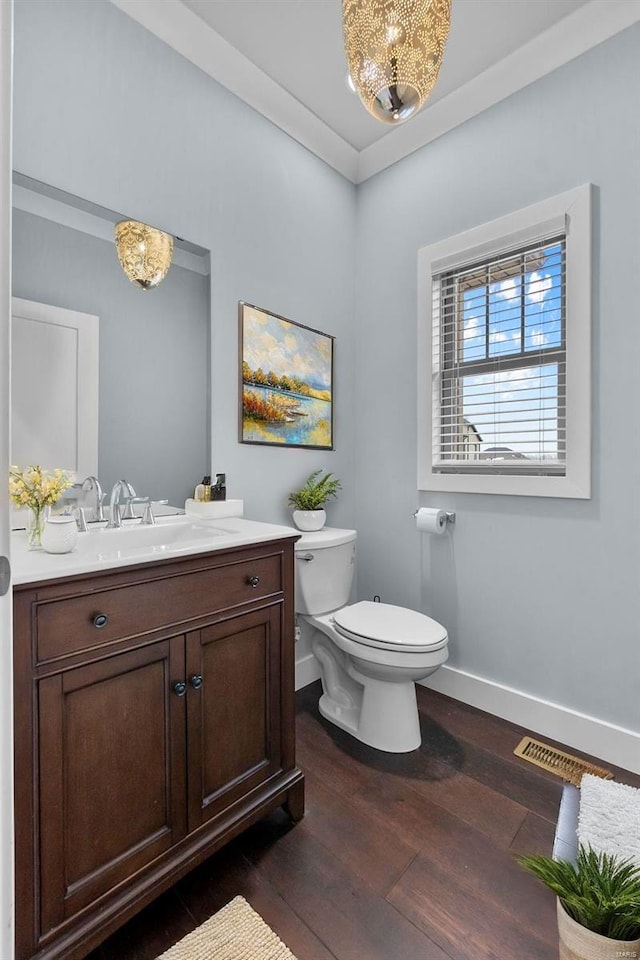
[27,506,47,550]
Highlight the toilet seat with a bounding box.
[332,601,448,654]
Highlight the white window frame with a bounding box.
[417,184,592,498]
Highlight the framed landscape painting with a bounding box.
[239,302,334,449]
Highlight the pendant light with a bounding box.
[114,219,174,291]
[343,0,451,125]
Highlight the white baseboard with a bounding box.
[420,665,640,776]
[295,652,321,691]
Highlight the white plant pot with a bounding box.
[558,900,640,960]
[42,515,78,554]
[292,509,326,532]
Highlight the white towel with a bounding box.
[577,773,640,866]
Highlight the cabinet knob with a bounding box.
[247,575,260,588]
[92,613,109,629]
[190,675,203,690]
[173,681,187,697]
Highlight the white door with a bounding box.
[0,1,14,957]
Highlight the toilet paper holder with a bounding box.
[413,509,456,524]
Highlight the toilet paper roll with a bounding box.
[415,507,447,535]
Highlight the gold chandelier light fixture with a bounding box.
[114,219,174,291]
[343,0,451,125]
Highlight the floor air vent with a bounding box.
[513,737,613,786]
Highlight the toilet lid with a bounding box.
[333,601,448,653]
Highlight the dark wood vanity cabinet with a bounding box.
[13,538,304,960]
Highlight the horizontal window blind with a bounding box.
[432,235,566,476]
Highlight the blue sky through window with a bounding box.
[457,242,564,460]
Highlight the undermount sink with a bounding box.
[81,519,229,560]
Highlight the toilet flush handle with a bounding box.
[297,553,315,562]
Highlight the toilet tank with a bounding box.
[294,527,357,616]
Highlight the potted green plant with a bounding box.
[518,846,640,960]
[288,470,341,531]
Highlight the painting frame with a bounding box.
[238,301,334,450]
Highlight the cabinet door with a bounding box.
[186,604,283,832]
[38,638,187,938]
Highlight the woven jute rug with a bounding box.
[156,896,298,960]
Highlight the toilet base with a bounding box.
[318,678,421,753]
[305,613,446,754]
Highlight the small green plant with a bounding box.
[288,470,341,511]
[518,846,640,940]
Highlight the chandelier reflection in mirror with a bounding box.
[114,219,174,290]
[343,0,451,124]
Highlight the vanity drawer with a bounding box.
[35,553,283,663]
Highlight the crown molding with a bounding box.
[109,0,359,183]
[357,0,640,182]
[110,0,639,186]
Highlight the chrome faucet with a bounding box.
[106,479,137,529]
[80,475,105,522]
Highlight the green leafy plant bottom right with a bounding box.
[518,846,640,940]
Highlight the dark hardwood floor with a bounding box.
[89,681,640,960]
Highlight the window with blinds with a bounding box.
[418,186,590,498]
[432,235,566,476]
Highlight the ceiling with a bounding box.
[180,0,589,152]
[111,0,639,182]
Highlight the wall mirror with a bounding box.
[11,172,211,520]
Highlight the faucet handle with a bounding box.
[72,506,88,533]
[140,501,156,526]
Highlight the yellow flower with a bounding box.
[9,464,73,510]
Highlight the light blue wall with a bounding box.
[354,25,640,732]
[13,0,357,527]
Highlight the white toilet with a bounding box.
[295,527,448,753]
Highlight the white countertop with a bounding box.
[12,516,300,585]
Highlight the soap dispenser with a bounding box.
[194,475,212,501]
